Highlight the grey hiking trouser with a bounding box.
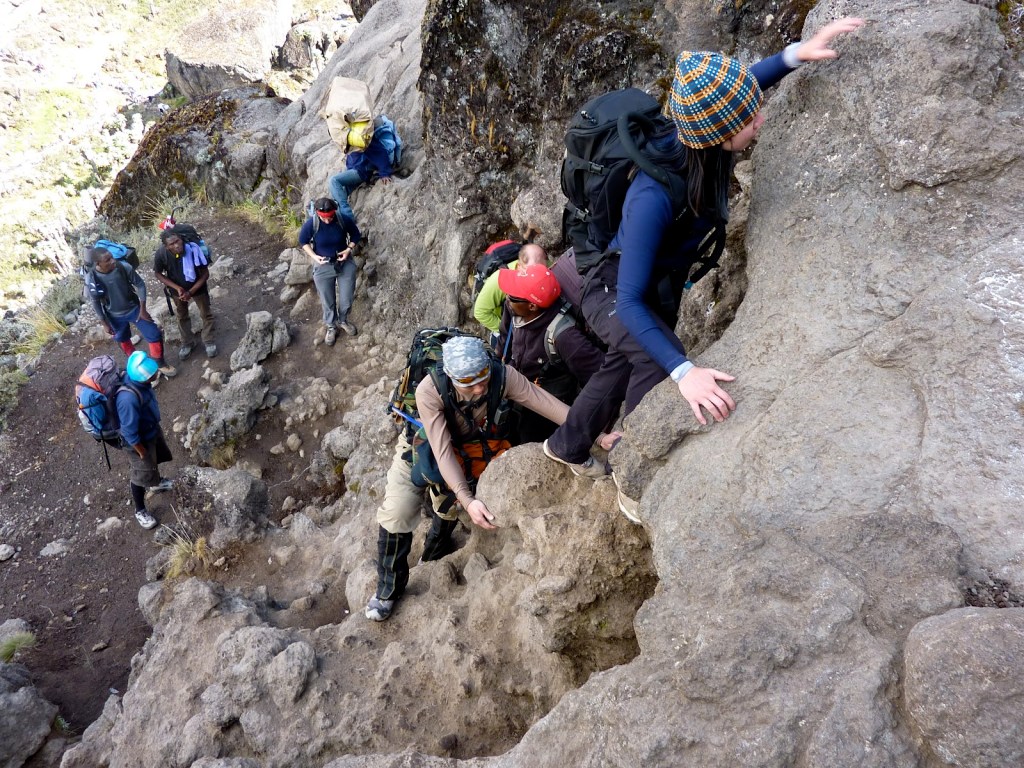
[312,259,356,327]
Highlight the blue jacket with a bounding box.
[117,382,160,446]
[612,50,795,375]
[345,117,401,182]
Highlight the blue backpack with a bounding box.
[373,115,403,167]
[92,239,140,269]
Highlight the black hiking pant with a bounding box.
[546,258,686,464]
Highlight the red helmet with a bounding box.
[498,264,562,308]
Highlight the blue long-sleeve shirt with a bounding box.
[298,214,361,260]
[116,382,160,446]
[612,51,796,375]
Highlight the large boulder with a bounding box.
[230,311,291,371]
[165,0,294,100]
[99,89,288,228]
[185,364,270,464]
[0,662,57,768]
[185,466,270,549]
[904,608,1024,767]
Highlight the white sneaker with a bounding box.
[542,440,608,479]
[612,473,642,524]
[135,509,158,529]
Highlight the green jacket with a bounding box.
[472,259,519,333]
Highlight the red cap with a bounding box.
[498,264,562,308]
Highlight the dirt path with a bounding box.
[0,209,369,730]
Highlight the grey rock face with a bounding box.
[0,662,58,768]
[905,608,1024,767]
[185,365,270,464]
[185,467,270,549]
[165,0,294,100]
[278,18,354,70]
[230,311,291,371]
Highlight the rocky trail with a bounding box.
[0,208,373,730]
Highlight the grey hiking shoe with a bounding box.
[542,440,608,479]
[612,473,641,524]
[324,326,337,346]
[205,343,218,358]
[178,343,195,360]
[339,321,358,336]
[365,596,394,622]
[135,509,158,530]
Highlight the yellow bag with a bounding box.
[346,120,374,149]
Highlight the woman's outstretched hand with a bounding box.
[677,367,736,425]
[797,17,865,62]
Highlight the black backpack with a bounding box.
[560,88,725,283]
[471,240,522,299]
[387,328,509,443]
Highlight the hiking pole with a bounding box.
[389,406,423,430]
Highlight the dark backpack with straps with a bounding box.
[75,355,142,469]
[471,240,522,300]
[561,88,724,285]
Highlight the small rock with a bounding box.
[213,557,227,568]
[83,495,91,505]
[282,496,297,512]
[269,443,285,455]
[95,517,124,536]
[91,641,108,652]
[0,544,15,562]
[286,434,303,452]
[40,539,70,557]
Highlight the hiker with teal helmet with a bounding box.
[118,351,174,529]
[544,18,865,521]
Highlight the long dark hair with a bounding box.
[679,145,732,223]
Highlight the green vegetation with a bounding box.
[0,631,36,662]
[231,196,304,243]
[13,307,67,358]
[999,1,1024,44]
[0,370,29,431]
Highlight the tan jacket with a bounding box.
[415,365,570,509]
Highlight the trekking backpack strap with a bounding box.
[542,301,576,372]
[484,359,510,439]
[684,223,727,288]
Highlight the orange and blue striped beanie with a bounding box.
[670,52,763,149]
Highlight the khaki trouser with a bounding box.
[174,290,215,346]
[376,434,457,534]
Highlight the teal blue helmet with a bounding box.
[126,351,158,383]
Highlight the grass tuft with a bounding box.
[0,631,36,662]
[164,517,214,580]
[231,198,303,243]
[14,306,67,357]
